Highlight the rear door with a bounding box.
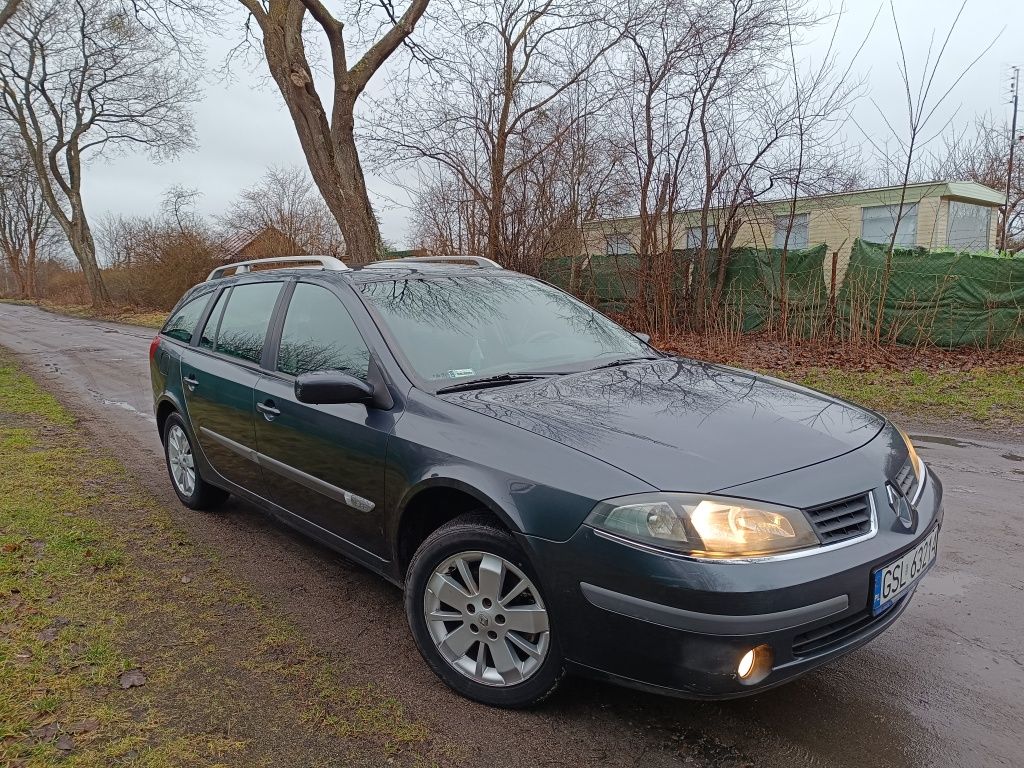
[253,281,395,558]
[181,280,284,495]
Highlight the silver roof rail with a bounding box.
[369,255,503,269]
[206,255,350,281]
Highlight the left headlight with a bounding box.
[586,493,819,559]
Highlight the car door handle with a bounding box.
[256,400,280,420]
[183,374,198,391]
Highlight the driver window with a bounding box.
[277,283,370,380]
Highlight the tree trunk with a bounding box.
[259,11,384,263]
[69,216,110,307]
[330,104,382,262]
[25,240,35,299]
[3,247,27,298]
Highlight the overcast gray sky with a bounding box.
[81,0,1022,248]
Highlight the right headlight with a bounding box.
[586,493,819,559]
[896,425,926,487]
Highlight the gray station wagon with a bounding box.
[150,255,942,708]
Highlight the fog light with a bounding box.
[736,644,773,684]
[737,649,756,679]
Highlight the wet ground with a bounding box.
[1,301,1022,768]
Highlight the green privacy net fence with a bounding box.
[541,240,1024,347]
[839,240,1024,347]
[540,245,831,334]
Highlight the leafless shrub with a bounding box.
[97,187,219,308]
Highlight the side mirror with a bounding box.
[633,332,651,344]
[294,371,374,405]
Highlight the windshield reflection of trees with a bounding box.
[359,275,635,352]
[452,358,880,450]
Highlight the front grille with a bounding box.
[895,458,919,500]
[804,493,872,545]
[792,597,903,657]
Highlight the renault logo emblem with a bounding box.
[886,484,916,530]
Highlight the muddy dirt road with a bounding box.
[1,301,1022,768]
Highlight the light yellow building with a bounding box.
[585,181,1006,277]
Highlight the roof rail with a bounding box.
[206,255,350,282]
[370,255,503,269]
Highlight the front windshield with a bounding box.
[357,274,652,386]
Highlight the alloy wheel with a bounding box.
[167,424,196,497]
[423,550,550,687]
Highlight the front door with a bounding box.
[254,281,395,558]
[182,281,283,496]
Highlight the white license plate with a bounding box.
[871,527,939,615]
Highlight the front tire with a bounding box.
[162,413,229,511]
[405,514,564,708]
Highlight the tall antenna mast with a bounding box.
[1002,66,1020,252]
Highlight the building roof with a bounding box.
[218,226,294,260]
[586,180,1006,227]
[219,231,258,259]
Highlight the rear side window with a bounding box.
[200,282,282,363]
[277,283,370,379]
[162,292,211,343]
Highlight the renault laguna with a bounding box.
[150,255,942,708]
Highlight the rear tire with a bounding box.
[405,513,564,708]
[162,412,229,511]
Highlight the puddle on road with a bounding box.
[99,397,157,424]
[911,434,981,449]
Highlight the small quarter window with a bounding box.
[198,290,227,351]
[278,283,370,379]
[162,292,212,343]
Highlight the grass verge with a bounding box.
[0,353,440,767]
[773,366,1024,428]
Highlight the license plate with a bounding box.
[871,527,939,615]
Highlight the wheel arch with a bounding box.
[393,478,519,580]
[155,394,184,440]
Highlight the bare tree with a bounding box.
[220,165,345,258]
[0,0,20,30]
[0,139,55,298]
[769,3,869,336]
[853,0,999,340]
[369,0,624,272]
[609,0,824,334]
[0,0,197,306]
[231,0,431,262]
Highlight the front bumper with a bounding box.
[520,468,943,699]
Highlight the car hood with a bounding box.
[441,357,884,492]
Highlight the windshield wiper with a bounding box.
[589,356,661,371]
[435,372,551,394]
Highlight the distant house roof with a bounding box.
[586,180,1007,227]
[219,231,261,260]
[218,226,299,261]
